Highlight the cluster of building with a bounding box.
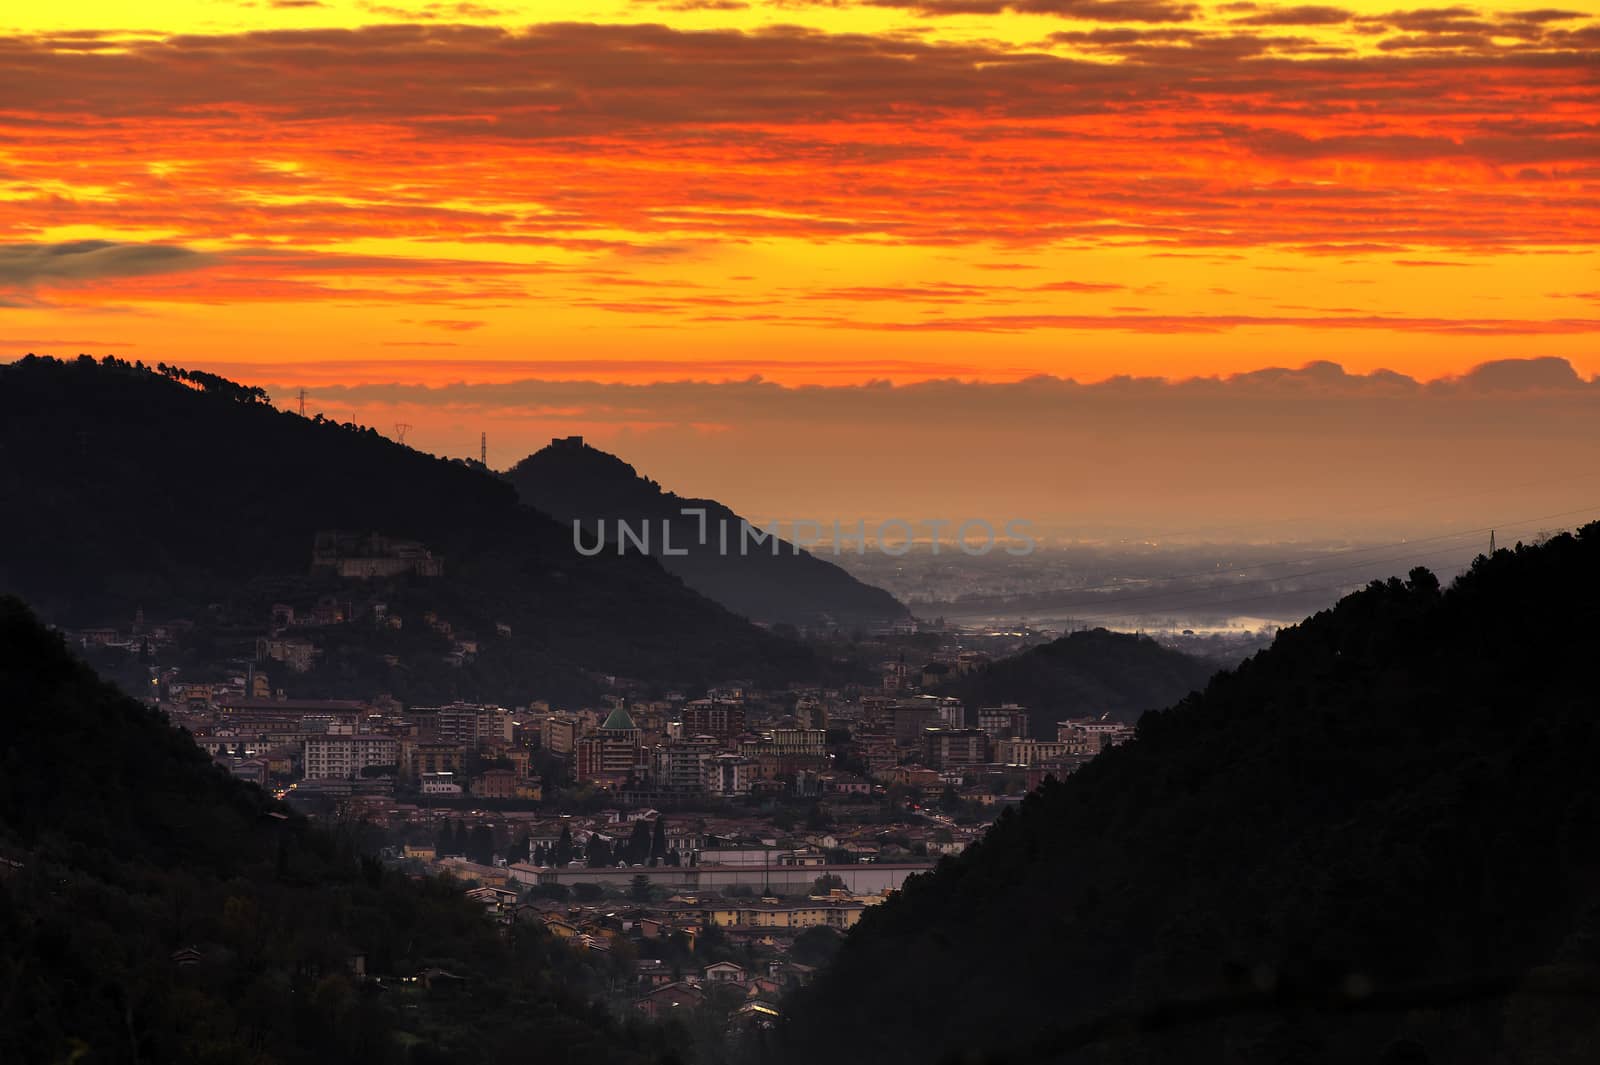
[539,695,832,803]
[65,560,1137,818]
[57,573,1165,1046]
[534,687,1132,806]
[116,641,1136,824]
[66,598,1135,833]
[254,593,484,675]
[410,839,902,1027]
[145,686,539,802]
[66,532,483,681]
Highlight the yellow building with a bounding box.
[704,902,864,930]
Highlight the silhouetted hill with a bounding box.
[506,437,908,629]
[0,596,682,1064]
[0,356,817,702]
[941,628,1217,735]
[779,525,1600,1065]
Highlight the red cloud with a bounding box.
[0,18,1591,311]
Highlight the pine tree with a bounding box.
[554,825,575,866]
[468,824,495,866]
[650,817,667,867]
[625,819,653,866]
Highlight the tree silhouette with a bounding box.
[554,825,575,866]
[779,527,1600,1065]
[587,837,614,868]
[467,824,495,866]
[624,819,653,866]
[650,816,668,866]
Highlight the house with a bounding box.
[873,765,942,789]
[777,961,817,986]
[544,916,580,939]
[747,976,784,1000]
[580,932,615,954]
[465,885,520,920]
[735,999,781,1027]
[726,928,781,949]
[819,773,871,796]
[635,982,704,1018]
[472,767,518,799]
[420,771,461,795]
[703,960,747,984]
[640,915,692,941]
[636,959,676,989]
[433,857,510,886]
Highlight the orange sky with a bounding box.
[1,1,1597,514]
[3,1,1596,375]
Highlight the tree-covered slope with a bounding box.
[0,595,679,1064]
[506,437,908,629]
[780,525,1600,1065]
[0,356,815,701]
[942,627,1218,735]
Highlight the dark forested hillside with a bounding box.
[0,356,816,702]
[779,525,1600,1065]
[506,437,908,629]
[0,596,682,1064]
[942,627,1217,735]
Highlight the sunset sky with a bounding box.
[3,0,1597,529]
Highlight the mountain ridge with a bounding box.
[778,525,1600,1065]
[0,594,682,1064]
[506,436,909,629]
[938,627,1218,735]
[0,355,817,702]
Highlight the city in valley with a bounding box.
[70,589,1137,1023]
[3,0,1597,1060]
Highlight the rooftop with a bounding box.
[600,706,639,731]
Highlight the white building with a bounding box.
[303,734,400,780]
[420,771,462,795]
[651,736,718,793]
[707,754,754,797]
